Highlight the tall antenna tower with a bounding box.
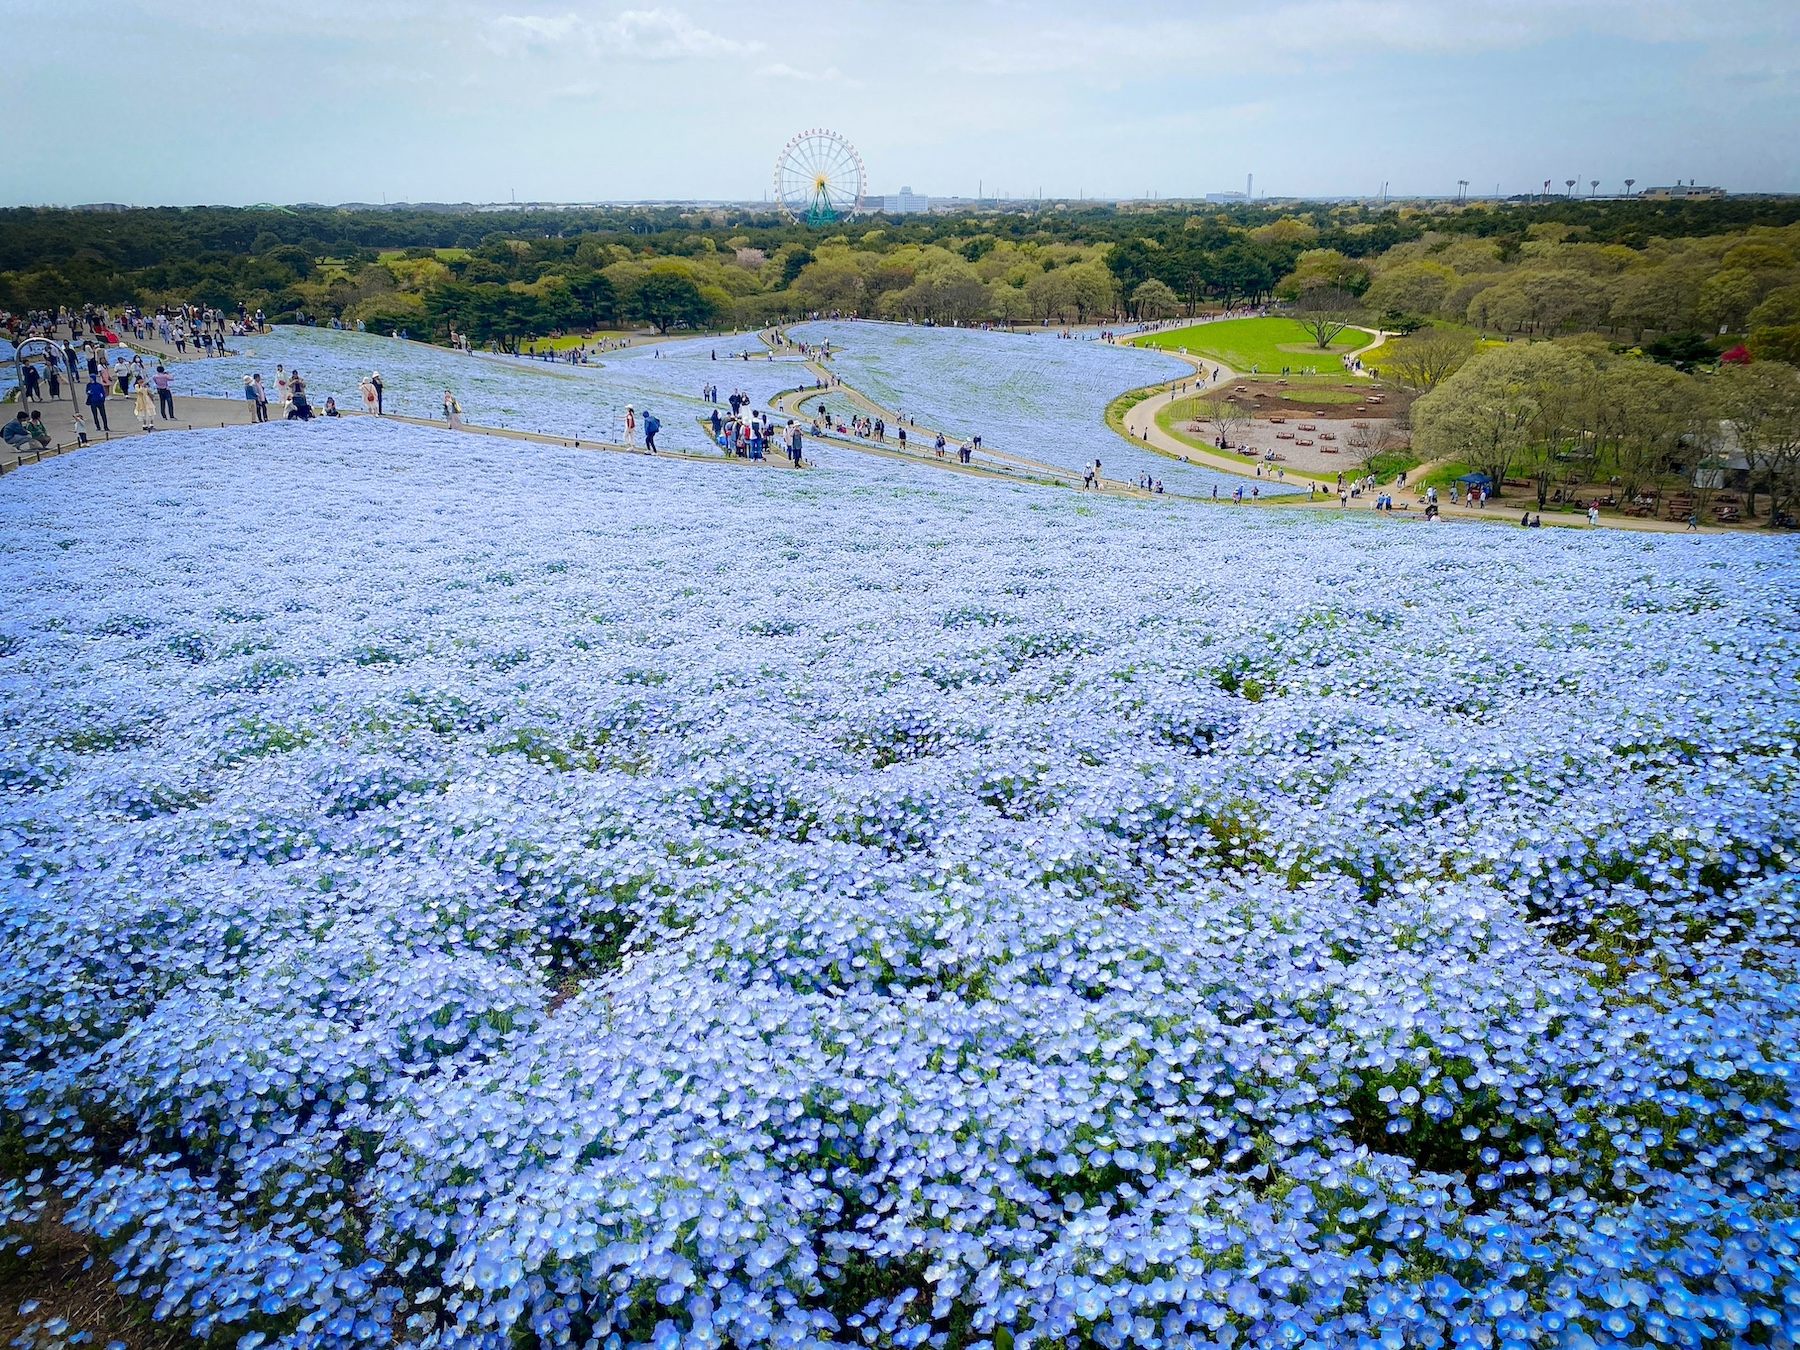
[1246,173,1253,200]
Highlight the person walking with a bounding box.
[84,374,110,432]
[252,374,269,423]
[21,362,41,404]
[243,374,259,419]
[643,410,660,453]
[153,365,174,420]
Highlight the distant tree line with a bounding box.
[5,197,1795,343]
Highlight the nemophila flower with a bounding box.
[0,420,1797,1349]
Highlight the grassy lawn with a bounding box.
[1418,459,1474,490]
[522,331,657,352]
[1133,317,1373,375]
[376,247,473,263]
[1105,387,1155,436]
[1367,448,1423,480]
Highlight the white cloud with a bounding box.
[487,7,762,61]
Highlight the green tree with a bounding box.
[630,273,713,332]
[1412,342,1586,498]
[1210,243,1275,308]
[1362,261,1456,324]
[1749,324,1800,365]
[1716,360,1800,523]
[1292,284,1360,349]
[1696,267,1760,333]
[1595,359,1701,503]
[1748,283,1800,331]
[1384,326,1476,393]
[1130,278,1180,321]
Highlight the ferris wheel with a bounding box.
[773,129,866,227]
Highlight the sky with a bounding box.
[3,0,1797,206]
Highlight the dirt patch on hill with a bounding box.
[1212,381,1408,421]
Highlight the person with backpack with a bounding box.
[643,411,660,453]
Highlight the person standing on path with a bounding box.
[624,406,637,447]
[133,375,156,431]
[643,411,660,453]
[84,375,110,432]
[370,372,384,415]
[21,362,41,404]
[443,389,462,428]
[252,374,269,423]
[153,366,174,420]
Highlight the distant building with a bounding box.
[874,186,931,215]
[1641,183,1726,200]
[1204,191,1248,204]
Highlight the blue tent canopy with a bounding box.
[1456,472,1493,486]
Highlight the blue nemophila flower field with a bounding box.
[1,420,1797,1350]
[790,321,1303,496]
[175,327,795,455]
